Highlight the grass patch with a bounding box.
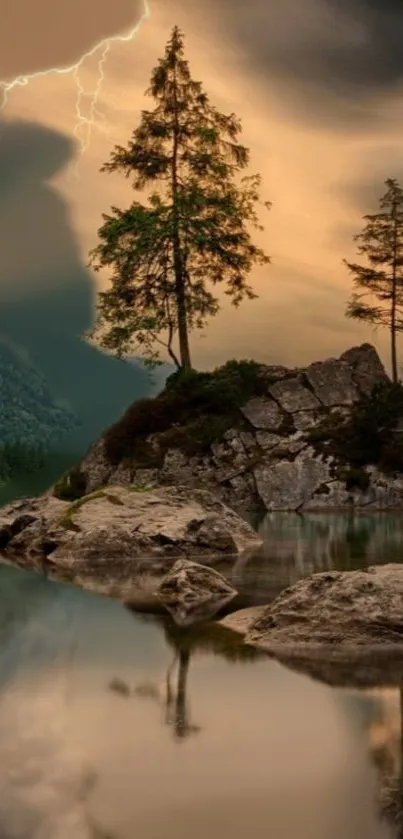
[103,359,268,467]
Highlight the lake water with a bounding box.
[1,512,403,838]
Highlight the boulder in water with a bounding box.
[156,559,237,626]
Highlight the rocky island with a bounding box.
[54,342,403,512]
[2,341,403,571]
[2,341,403,641]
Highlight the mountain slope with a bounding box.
[0,341,78,447]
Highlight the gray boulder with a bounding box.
[254,449,331,511]
[241,397,283,429]
[220,606,266,636]
[220,565,403,687]
[156,559,237,626]
[0,485,262,571]
[341,343,389,394]
[305,358,359,406]
[244,564,403,651]
[268,376,321,413]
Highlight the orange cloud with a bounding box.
[1,0,401,372]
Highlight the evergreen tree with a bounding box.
[344,177,403,383]
[89,26,271,370]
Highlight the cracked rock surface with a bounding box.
[78,343,397,512]
[0,486,261,569]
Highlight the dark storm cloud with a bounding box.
[0,0,146,80]
[205,0,403,125]
[326,145,403,250]
[328,145,403,216]
[0,118,150,447]
[0,120,74,186]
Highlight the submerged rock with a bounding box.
[220,606,266,635]
[156,559,237,626]
[0,485,261,570]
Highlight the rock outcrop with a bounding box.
[156,559,237,625]
[74,343,398,512]
[223,564,403,653]
[221,566,403,688]
[0,485,261,569]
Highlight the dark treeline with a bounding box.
[0,441,46,483]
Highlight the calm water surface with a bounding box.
[1,512,403,838]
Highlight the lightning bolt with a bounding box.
[0,0,150,163]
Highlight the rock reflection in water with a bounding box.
[0,560,398,839]
[9,511,403,615]
[258,512,403,573]
[365,687,403,837]
[229,512,403,605]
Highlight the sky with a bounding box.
[1,0,403,372]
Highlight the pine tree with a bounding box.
[344,177,403,383]
[89,26,271,370]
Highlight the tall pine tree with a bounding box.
[89,26,271,370]
[344,177,403,383]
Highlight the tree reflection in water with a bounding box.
[163,648,199,739]
[372,687,403,838]
[109,616,265,741]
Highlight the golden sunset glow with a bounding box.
[1,0,401,370]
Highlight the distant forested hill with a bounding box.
[0,341,79,485]
[0,341,78,447]
[0,341,167,499]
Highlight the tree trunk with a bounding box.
[171,52,192,371]
[391,199,399,383]
[391,319,398,383]
[174,256,192,370]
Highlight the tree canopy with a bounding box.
[89,25,271,370]
[345,177,403,382]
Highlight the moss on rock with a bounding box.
[59,489,107,529]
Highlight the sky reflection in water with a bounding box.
[0,545,399,839]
